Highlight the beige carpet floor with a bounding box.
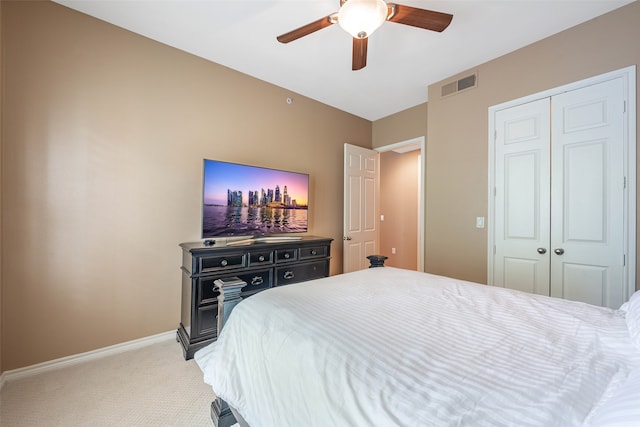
[0,337,215,426]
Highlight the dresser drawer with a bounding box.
[235,269,274,296]
[194,304,217,339]
[276,260,329,286]
[248,249,274,266]
[198,252,246,273]
[197,276,221,306]
[300,245,329,260]
[275,248,298,263]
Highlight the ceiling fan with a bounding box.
[276,0,453,71]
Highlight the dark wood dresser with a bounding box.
[177,235,333,359]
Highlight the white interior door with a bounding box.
[550,78,626,307]
[344,143,378,272]
[493,98,551,295]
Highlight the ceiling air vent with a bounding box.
[441,72,477,98]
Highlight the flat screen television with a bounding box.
[202,159,309,239]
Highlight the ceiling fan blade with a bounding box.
[352,37,368,71]
[276,15,336,43]
[387,4,453,32]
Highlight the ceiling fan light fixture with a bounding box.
[338,0,388,39]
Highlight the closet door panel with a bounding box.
[563,141,606,242]
[493,98,551,295]
[562,264,609,307]
[550,77,625,308]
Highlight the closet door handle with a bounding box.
[537,248,547,254]
[554,248,565,255]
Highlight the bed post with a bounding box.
[211,397,237,427]
[215,277,247,333]
[367,254,388,268]
[210,278,246,427]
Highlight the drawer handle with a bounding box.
[258,255,265,262]
[283,271,294,280]
[251,276,264,285]
[284,253,291,259]
[220,259,228,267]
[310,250,317,255]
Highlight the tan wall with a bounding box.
[425,1,640,284]
[380,150,419,269]
[1,1,371,371]
[372,103,427,149]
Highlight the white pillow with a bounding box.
[626,290,640,351]
[588,369,640,426]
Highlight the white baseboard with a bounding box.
[0,330,176,391]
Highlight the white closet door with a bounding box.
[494,98,551,295]
[550,78,626,308]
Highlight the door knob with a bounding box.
[343,236,352,241]
[554,248,565,255]
[537,248,547,254]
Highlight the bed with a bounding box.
[195,267,640,427]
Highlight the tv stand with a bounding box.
[255,235,303,242]
[225,235,303,246]
[177,235,333,359]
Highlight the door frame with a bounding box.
[376,136,425,272]
[487,65,636,301]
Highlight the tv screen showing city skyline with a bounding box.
[202,159,309,238]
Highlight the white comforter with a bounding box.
[195,267,640,427]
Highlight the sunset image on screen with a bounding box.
[202,160,309,237]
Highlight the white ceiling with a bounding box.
[53,0,634,121]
